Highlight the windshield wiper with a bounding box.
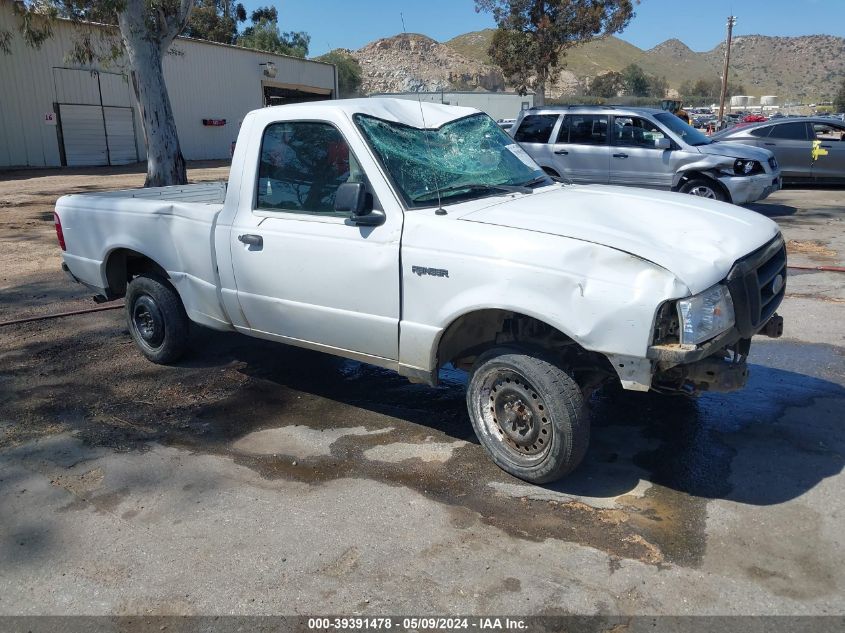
[412,182,532,203]
[518,176,553,188]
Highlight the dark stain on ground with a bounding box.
[2,315,844,569]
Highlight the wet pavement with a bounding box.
[0,175,844,615]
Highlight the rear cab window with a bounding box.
[513,114,559,143]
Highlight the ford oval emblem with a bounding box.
[771,274,784,295]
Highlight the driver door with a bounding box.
[229,120,401,361]
[810,121,845,181]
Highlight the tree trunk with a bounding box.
[118,0,188,187]
[534,77,546,106]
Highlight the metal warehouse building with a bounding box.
[0,1,337,168]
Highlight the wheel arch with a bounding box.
[103,247,170,299]
[673,170,732,202]
[432,308,615,389]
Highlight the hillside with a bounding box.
[344,33,505,95]
[444,31,845,101]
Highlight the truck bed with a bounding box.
[71,182,227,204]
[56,181,230,330]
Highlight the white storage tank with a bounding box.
[761,95,779,106]
[730,95,750,107]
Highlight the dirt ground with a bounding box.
[0,165,843,618]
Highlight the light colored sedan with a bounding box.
[713,117,845,183]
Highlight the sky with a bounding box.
[239,0,845,58]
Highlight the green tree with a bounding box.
[834,78,845,112]
[3,0,194,186]
[249,5,277,22]
[238,8,309,58]
[475,0,636,106]
[621,63,649,97]
[589,71,624,98]
[648,74,668,99]
[682,77,745,103]
[184,0,246,44]
[315,50,363,98]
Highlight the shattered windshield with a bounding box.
[354,113,548,208]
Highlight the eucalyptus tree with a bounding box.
[4,0,195,186]
[476,0,636,105]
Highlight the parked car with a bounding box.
[712,117,845,183]
[509,105,781,204]
[56,98,786,484]
[497,118,516,131]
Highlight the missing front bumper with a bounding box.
[653,352,749,395]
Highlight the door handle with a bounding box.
[613,153,628,159]
[238,234,263,247]
[820,144,832,149]
[554,149,569,155]
[764,142,776,146]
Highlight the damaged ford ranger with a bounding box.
[56,98,786,483]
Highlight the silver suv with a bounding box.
[510,105,782,204]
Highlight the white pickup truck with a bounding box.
[56,98,786,483]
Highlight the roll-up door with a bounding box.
[59,104,108,166]
[54,68,139,166]
[104,107,137,164]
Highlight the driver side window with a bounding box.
[256,121,362,215]
[813,123,845,141]
[614,117,666,148]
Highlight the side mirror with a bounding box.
[334,182,368,216]
[335,181,383,227]
[655,137,671,150]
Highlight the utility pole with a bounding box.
[717,16,737,129]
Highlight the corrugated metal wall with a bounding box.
[0,0,337,167]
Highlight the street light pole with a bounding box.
[717,16,737,129]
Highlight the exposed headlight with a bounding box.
[677,284,735,345]
[733,159,762,175]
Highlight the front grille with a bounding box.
[725,236,787,337]
[768,156,778,171]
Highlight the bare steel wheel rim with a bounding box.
[688,185,717,198]
[132,295,165,349]
[479,369,552,461]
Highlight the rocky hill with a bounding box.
[700,35,845,101]
[445,31,845,102]
[337,30,844,102]
[344,33,505,95]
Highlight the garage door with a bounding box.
[60,105,108,166]
[54,68,139,166]
[104,107,137,165]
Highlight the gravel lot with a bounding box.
[0,165,843,617]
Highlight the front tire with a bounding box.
[467,347,589,484]
[125,273,189,364]
[679,177,728,202]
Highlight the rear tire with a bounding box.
[466,347,589,484]
[125,273,189,364]
[679,177,728,202]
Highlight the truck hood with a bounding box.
[698,140,772,162]
[458,185,780,293]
